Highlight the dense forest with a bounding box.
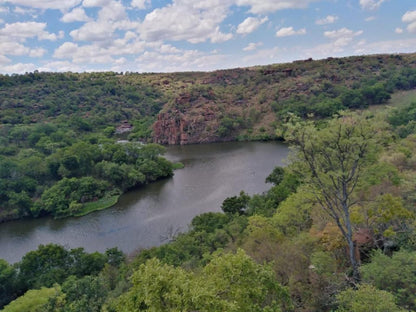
[1,53,416,311]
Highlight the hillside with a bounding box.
[1,53,416,145]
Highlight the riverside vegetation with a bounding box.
[1,53,416,311]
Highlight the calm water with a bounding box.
[0,142,288,263]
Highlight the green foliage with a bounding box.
[119,250,291,312]
[0,259,18,308]
[361,250,416,310]
[190,212,229,233]
[388,101,416,137]
[38,177,110,218]
[0,139,172,220]
[336,284,404,312]
[265,166,285,185]
[46,275,109,312]
[221,190,250,215]
[272,188,313,236]
[2,286,59,312]
[16,244,116,291]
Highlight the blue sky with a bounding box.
[0,0,415,74]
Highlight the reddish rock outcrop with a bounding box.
[153,108,219,145]
[153,90,221,146]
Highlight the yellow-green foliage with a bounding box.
[2,286,59,312]
[116,249,290,312]
[272,187,313,236]
[336,284,404,312]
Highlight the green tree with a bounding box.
[336,284,404,312]
[265,166,285,185]
[221,191,250,215]
[284,113,377,282]
[117,249,290,312]
[361,250,416,310]
[17,244,71,289]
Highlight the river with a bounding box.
[0,141,289,263]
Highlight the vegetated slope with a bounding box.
[1,53,416,145]
[150,53,416,144]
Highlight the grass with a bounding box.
[172,162,185,169]
[388,89,416,107]
[366,89,416,113]
[74,195,120,217]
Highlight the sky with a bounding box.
[0,0,415,74]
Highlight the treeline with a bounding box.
[0,71,163,129]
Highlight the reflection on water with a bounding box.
[0,141,288,263]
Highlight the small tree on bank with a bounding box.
[284,113,378,283]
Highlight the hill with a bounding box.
[1,53,416,145]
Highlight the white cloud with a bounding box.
[70,22,113,41]
[69,1,137,43]
[97,1,126,21]
[324,28,363,39]
[365,16,376,22]
[4,0,81,10]
[0,22,59,41]
[138,0,232,44]
[61,7,90,23]
[276,26,306,37]
[54,42,115,63]
[135,48,227,72]
[235,0,317,14]
[401,10,416,33]
[305,27,364,57]
[243,42,263,51]
[242,47,280,66]
[38,60,82,72]
[54,27,148,65]
[359,0,386,10]
[82,0,112,7]
[0,55,11,65]
[211,27,233,43]
[13,6,37,16]
[0,62,37,74]
[131,0,151,9]
[316,15,338,25]
[407,22,416,33]
[29,48,46,57]
[395,27,403,34]
[354,38,416,55]
[237,16,268,35]
[158,44,180,54]
[402,10,416,23]
[0,41,29,55]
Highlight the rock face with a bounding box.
[153,93,220,145]
[153,108,218,145]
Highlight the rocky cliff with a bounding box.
[153,93,221,145]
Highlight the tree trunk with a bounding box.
[345,207,360,284]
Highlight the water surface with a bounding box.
[0,141,288,263]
